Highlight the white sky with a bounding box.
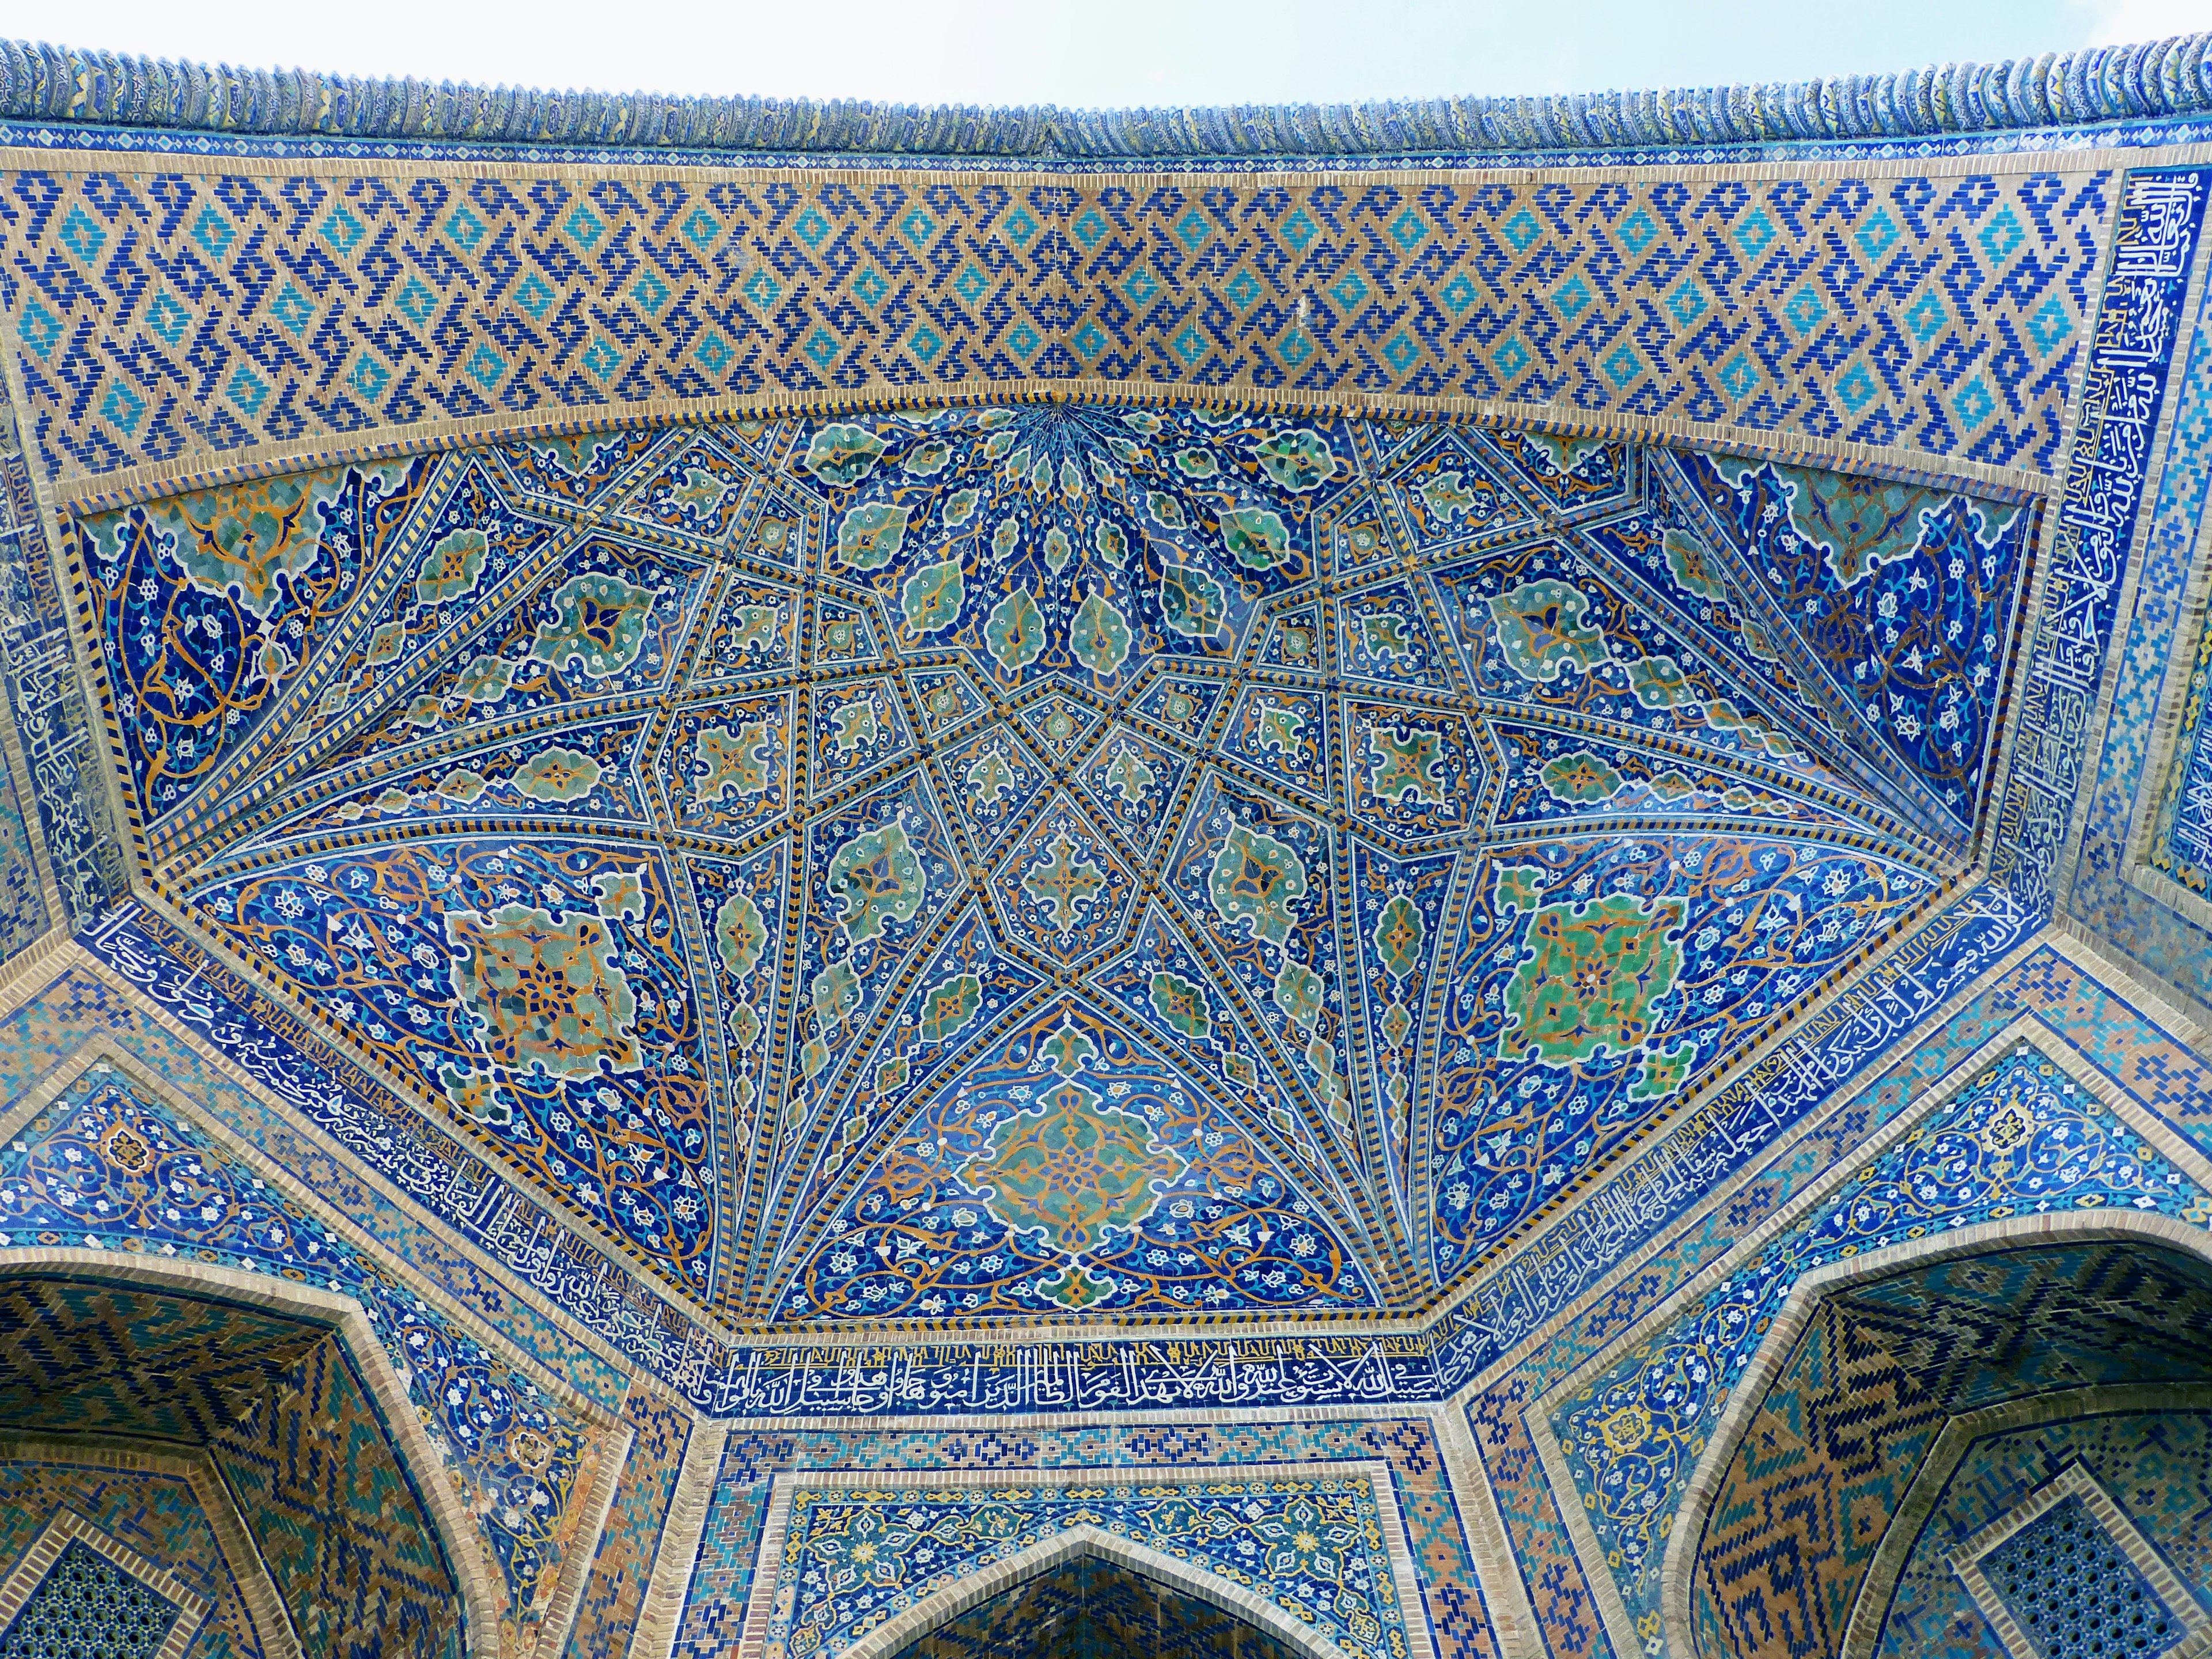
[0,0,2208,108]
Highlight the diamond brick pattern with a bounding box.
[0,165,2111,490]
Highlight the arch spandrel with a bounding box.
[1661,1217,2212,1659]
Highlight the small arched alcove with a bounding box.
[891,1552,1308,1659]
[0,1255,494,1659]
[1665,1215,2212,1659]
[834,1525,1348,1659]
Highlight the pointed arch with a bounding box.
[1658,1210,2212,1659]
[0,1248,503,1658]
[837,1524,1351,1659]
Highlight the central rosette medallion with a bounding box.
[961,1075,1188,1257]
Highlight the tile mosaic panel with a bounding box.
[0,1066,600,1639]
[1975,1491,2187,1659]
[199,1330,459,1659]
[1663,450,2037,837]
[1991,166,2209,919]
[558,1384,694,1659]
[2147,647,2212,892]
[53,908,1452,1419]
[1427,874,2035,1393]
[1874,1412,2212,1659]
[10,46,2212,1659]
[0,385,123,929]
[895,1556,1306,1659]
[1687,1241,2212,1659]
[71,387,2040,1327]
[0,1461,264,1659]
[66,865,2040,1419]
[673,1418,1493,1659]
[1449,937,2212,1659]
[2065,168,2212,1000]
[0,1537,181,1659]
[1549,1044,2210,1635]
[0,946,630,1414]
[0,780,44,969]
[0,1277,457,1657]
[763,1472,1407,1659]
[0,161,2114,490]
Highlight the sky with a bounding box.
[1,0,2207,108]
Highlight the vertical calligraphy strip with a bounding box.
[1993,167,2212,915]
[0,381,122,931]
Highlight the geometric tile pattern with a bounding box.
[1466,938,2212,1659]
[9,38,2212,1659]
[0,1278,327,1445]
[0,160,2112,494]
[0,1066,596,1637]
[1547,1044,2210,1638]
[764,1471,1406,1659]
[1422,866,2041,1400]
[77,396,2028,1322]
[673,1416,1492,1659]
[199,1330,458,1659]
[13,52,2212,1659]
[0,778,47,973]
[0,1538,179,1659]
[0,1463,265,1659]
[1977,1492,2186,1659]
[2145,609,2212,899]
[34,924,1449,1414]
[0,1277,459,1659]
[557,1384,694,1659]
[0,941,632,1416]
[1876,1412,2212,1659]
[1687,1241,2212,1659]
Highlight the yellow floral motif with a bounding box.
[444,904,641,1080]
[1599,1402,1652,1456]
[964,1076,1182,1254]
[1366,724,1443,804]
[694,721,776,804]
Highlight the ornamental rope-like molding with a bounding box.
[5,32,2212,157]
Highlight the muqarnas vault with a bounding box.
[1,26,2212,1659]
